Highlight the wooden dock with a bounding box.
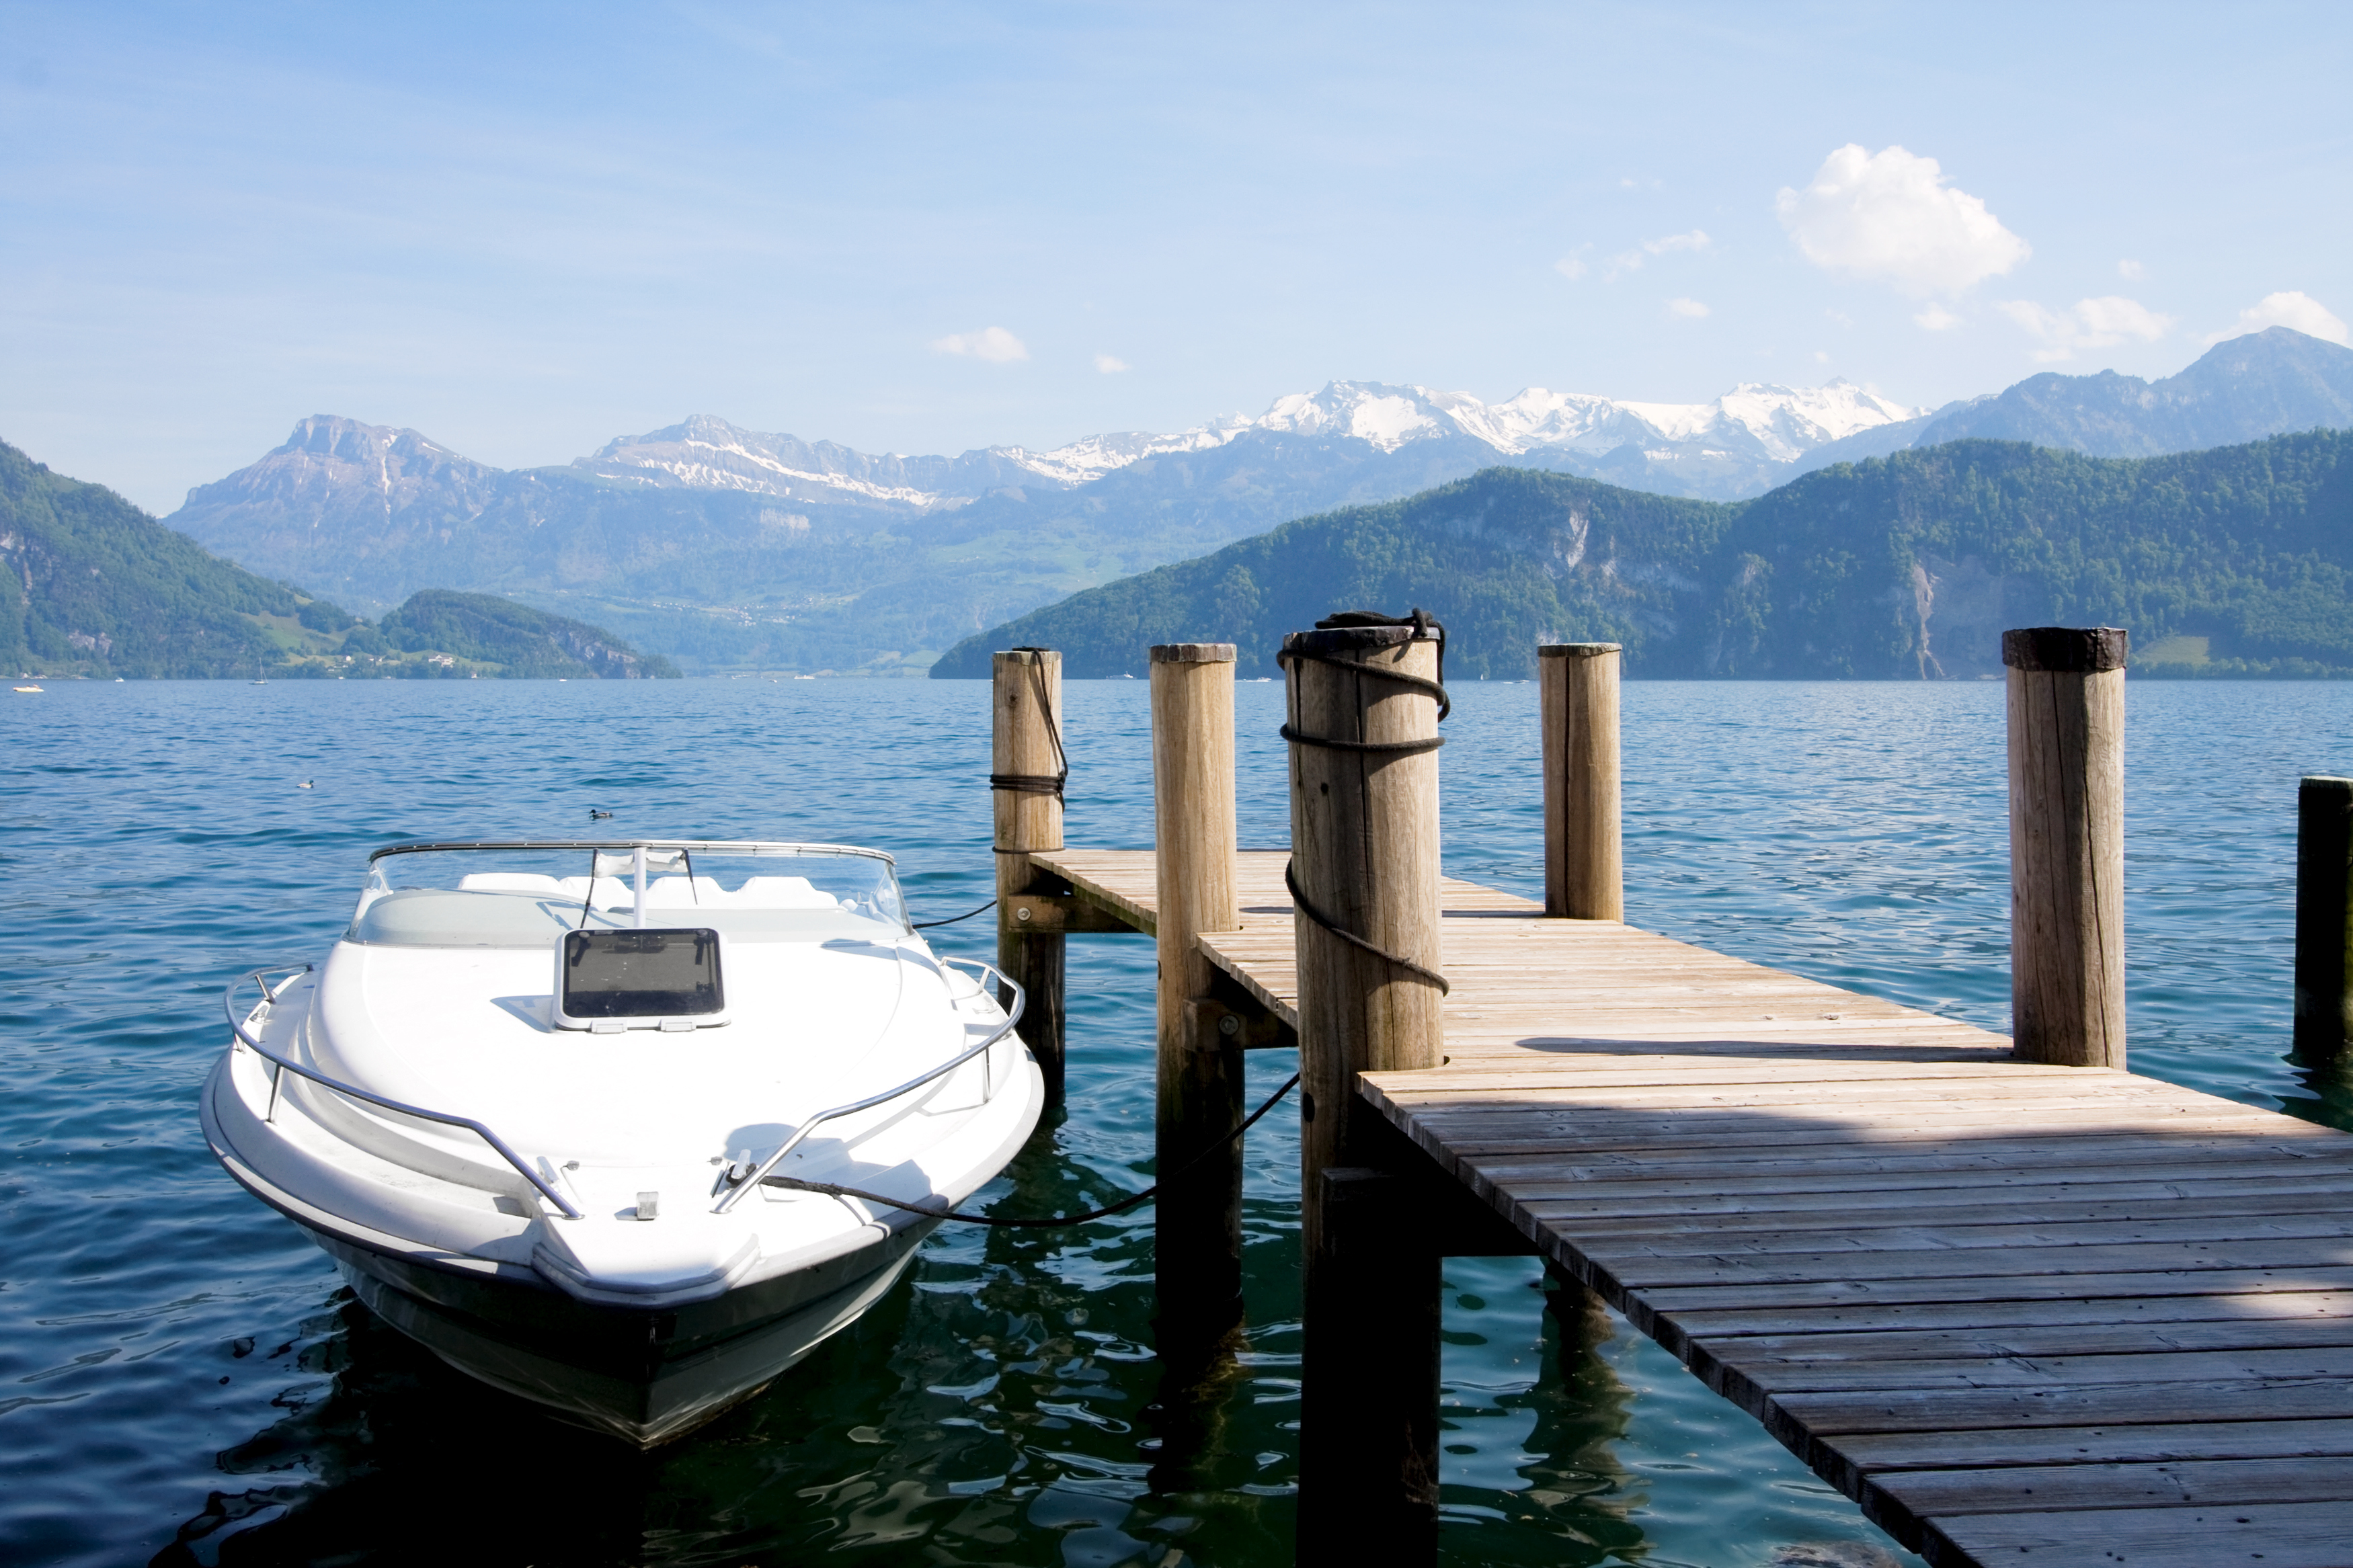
[1031,848,2353,1567]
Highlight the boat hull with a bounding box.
[313,1222,928,1445]
[202,1057,942,1446]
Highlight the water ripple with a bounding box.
[3,677,2343,1566]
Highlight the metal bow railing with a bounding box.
[223,965,586,1221]
[711,956,1027,1214]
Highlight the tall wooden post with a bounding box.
[2295,776,2353,1059]
[1285,619,1446,1560]
[1540,643,1623,921]
[993,649,1066,1101]
[1150,643,1244,1341]
[2004,626,2126,1069]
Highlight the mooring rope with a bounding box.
[1283,860,1451,994]
[988,647,1070,811]
[760,1072,1301,1227]
[911,898,997,930]
[1275,608,1453,995]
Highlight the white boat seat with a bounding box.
[355,889,584,945]
[733,876,844,910]
[456,873,565,893]
[643,876,727,908]
[556,876,641,910]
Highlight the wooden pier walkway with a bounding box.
[1033,848,2353,1567]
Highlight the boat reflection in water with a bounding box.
[201,839,1045,1446]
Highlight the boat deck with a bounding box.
[1031,848,2353,1568]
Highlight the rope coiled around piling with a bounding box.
[988,647,1070,815]
[1276,608,1452,995]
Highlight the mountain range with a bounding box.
[936,429,2353,682]
[157,382,1925,675]
[570,377,1922,507]
[0,436,671,679]
[155,327,2353,675]
[1796,327,2353,471]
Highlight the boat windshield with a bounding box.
[350,841,910,948]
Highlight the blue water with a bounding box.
[3,677,2348,1567]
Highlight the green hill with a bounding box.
[930,431,2353,680]
[377,590,679,678]
[0,438,676,679]
[0,436,334,677]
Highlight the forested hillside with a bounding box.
[0,439,676,679]
[0,438,327,677]
[932,431,2353,680]
[378,591,678,678]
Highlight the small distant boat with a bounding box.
[204,839,1043,1444]
[12,684,41,694]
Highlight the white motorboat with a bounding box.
[202,839,1043,1445]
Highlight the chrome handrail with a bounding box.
[367,838,897,866]
[711,956,1027,1214]
[222,966,586,1221]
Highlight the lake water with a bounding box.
[4,677,2348,1567]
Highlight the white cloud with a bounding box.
[1666,297,1710,319]
[1553,248,1589,281]
[1913,304,1962,331]
[2204,290,2350,346]
[1646,229,1711,256]
[2118,259,2145,280]
[2076,296,2173,341]
[1602,229,1710,281]
[1776,144,2029,294]
[1092,354,1129,374]
[1998,295,2173,362]
[930,326,1029,363]
[1813,349,1831,364]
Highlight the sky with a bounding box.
[2,1,2349,514]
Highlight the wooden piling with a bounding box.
[993,648,1067,1100]
[1150,643,1244,1339]
[2295,776,2353,1059]
[1539,643,1623,921]
[1283,618,1447,1556]
[2003,626,2126,1069]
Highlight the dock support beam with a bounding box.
[1150,643,1244,1344]
[2003,626,2127,1069]
[2295,776,2353,1060]
[1540,642,1624,921]
[993,648,1067,1102]
[1285,618,1447,1559]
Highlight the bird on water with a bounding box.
[589,809,614,820]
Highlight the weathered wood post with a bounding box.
[993,648,1067,1101]
[2295,776,2353,1059]
[2004,626,2126,1068]
[1150,643,1244,1340]
[1540,642,1623,921]
[1284,614,1447,1559]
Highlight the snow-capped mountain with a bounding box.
[573,380,1923,509]
[1244,379,1916,464]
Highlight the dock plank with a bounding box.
[1027,848,2353,1567]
